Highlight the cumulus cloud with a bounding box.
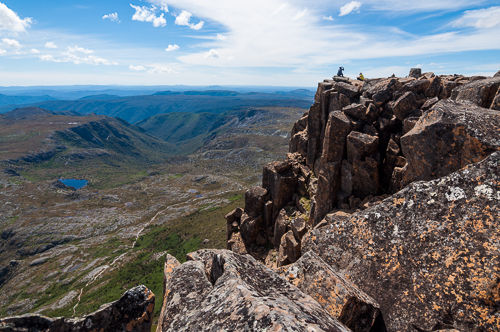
[2,38,21,48]
[165,44,179,52]
[45,41,57,49]
[102,12,120,23]
[30,48,40,54]
[339,1,362,16]
[0,49,6,55]
[322,15,334,21]
[451,6,500,29]
[130,4,166,27]
[175,10,204,30]
[0,2,32,32]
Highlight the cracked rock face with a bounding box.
[223,70,499,331]
[0,285,155,332]
[157,249,350,332]
[302,152,500,332]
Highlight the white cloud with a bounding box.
[204,49,219,59]
[2,38,21,48]
[67,45,94,54]
[39,45,116,66]
[148,64,175,73]
[0,49,6,55]
[216,33,226,40]
[102,12,120,23]
[128,63,176,73]
[0,2,32,32]
[129,64,146,71]
[130,4,166,27]
[147,0,169,12]
[322,15,334,21]
[339,1,362,16]
[45,41,57,49]
[175,10,204,30]
[30,48,40,54]
[39,54,57,62]
[165,44,179,52]
[165,0,500,72]
[451,6,500,29]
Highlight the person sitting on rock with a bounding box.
[337,66,344,77]
[357,73,365,81]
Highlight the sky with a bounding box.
[0,0,499,86]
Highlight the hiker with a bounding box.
[337,66,344,77]
[357,72,364,81]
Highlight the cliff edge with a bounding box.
[160,69,499,332]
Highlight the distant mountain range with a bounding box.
[0,88,314,124]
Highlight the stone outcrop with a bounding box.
[220,68,499,331]
[278,251,386,332]
[302,152,499,331]
[156,249,350,332]
[0,285,155,331]
[399,99,499,187]
[227,69,500,266]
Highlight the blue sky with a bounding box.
[0,0,499,86]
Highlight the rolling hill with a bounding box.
[0,91,313,124]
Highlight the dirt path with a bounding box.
[72,207,168,316]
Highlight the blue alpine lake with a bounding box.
[59,178,88,189]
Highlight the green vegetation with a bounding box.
[42,192,244,321]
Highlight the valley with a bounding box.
[0,95,306,325]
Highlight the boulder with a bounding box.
[279,251,386,332]
[0,286,155,332]
[244,187,267,217]
[451,76,500,108]
[157,249,350,332]
[273,208,290,248]
[364,79,399,106]
[421,96,438,110]
[277,230,301,266]
[302,152,500,331]
[409,68,422,78]
[262,161,297,218]
[425,76,442,97]
[290,216,307,240]
[347,131,379,163]
[322,111,352,163]
[312,111,352,222]
[343,103,366,120]
[402,79,430,96]
[392,91,418,120]
[494,70,500,77]
[400,100,500,186]
[239,212,263,245]
[334,82,360,98]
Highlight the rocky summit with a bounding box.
[1,69,499,331]
[219,70,499,331]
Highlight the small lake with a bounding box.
[59,178,88,189]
